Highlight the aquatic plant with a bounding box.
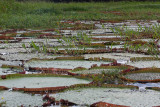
[91,70,123,84]
[20,32,42,37]
[130,57,160,62]
[0,101,6,107]
[121,77,160,83]
[14,86,69,94]
[55,56,84,60]
[0,35,14,40]
[0,86,8,90]
[121,68,160,83]
[22,43,30,53]
[91,101,128,107]
[1,64,23,71]
[1,75,7,79]
[72,67,87,72]
[112,24,160,57]
[43,94,77,106]
[124,68,160,74]
[58,32,92,55]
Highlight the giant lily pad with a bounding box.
[0,77,91,88]
[25,60,111,69]
[0,91,43,106]
[52,88,160,107]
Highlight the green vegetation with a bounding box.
[91,70,123,84]
[112,24,160,57]
[0,101,6,107]
[63,84,138,93]
[4,74,91,81]
[91,65,129,71]
[124,68,160,74]
[1,1,160,29]
[57,32,92,55]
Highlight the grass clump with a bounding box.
[112,24,160,57]
[63,6,87,12]
[91,70,123,84]
[2,1,160,29]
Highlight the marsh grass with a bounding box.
[112,24,160,57]
[1,1,160,29]
[91,70,123,84]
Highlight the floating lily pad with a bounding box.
[0,77,91,88]
[52,88,160,107]
[128,61,160,68]
[25,60,111,69]
[0,91,43,106]
[1,53,56,61]
[124,73,160,81]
